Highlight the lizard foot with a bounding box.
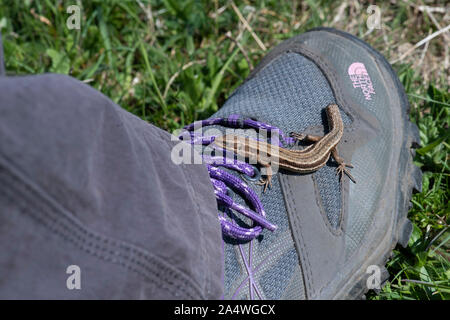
[337,163,356,183]
[256,176,272,193]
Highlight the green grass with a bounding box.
[0,0,448,299]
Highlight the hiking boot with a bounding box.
[182,28,422,299]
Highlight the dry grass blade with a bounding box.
[230,1,267,51]
[225,31,254,71]
[391,24,450,64]
[163,60,206,100]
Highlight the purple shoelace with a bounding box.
[179,114,296,241]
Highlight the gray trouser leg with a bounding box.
[0,72,223,299]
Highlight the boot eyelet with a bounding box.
[242,166,261,182]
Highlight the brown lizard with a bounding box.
[214,104,355,192]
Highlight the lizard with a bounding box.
[213,104,355,192]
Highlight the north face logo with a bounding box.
[348,62,375,101]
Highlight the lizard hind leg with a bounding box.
[256,163,273,193]
[256,176,272,193]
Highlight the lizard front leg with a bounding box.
[290,132,323,143]
[331,148,356,183]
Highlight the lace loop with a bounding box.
[180,116,293,241]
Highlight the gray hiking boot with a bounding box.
[184,28,422,299]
